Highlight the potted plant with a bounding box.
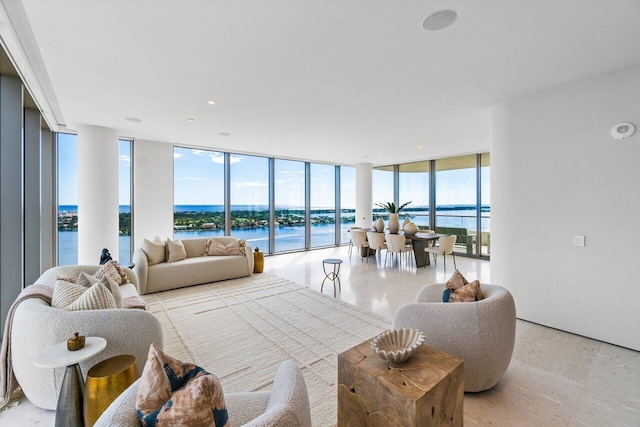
[374,201,412,233]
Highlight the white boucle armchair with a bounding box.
[393,283,516,392]
[11,265,163,410]
[94,360,312,427]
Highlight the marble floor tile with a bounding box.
[1,246,638,426]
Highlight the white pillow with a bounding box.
[52,281,117,311]
[142,236,166,265]
[165,238,187,263]
[74,272,123,308]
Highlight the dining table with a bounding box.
[352,228,447,267]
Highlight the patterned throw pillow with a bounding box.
[136,344,228,427]
[445,269,469,291]
[52,281,117,311]
[95,260,129,285]
[449,280,485,303]
[165,238,187,263]
[142,236,166,265]
[203,239,246,256]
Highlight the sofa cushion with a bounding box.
[145,255,250,294]
[203,239,246,256]
[95,260,129,285]
[52,281,117,311]
[136,344,228,427]
[450,280,484,303]
[445,269,469,291]
[75,273,123,308]
[142,236,166,265]
[166,238,187,263]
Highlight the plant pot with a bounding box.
[388,213,400,234]
[374,218,384,233]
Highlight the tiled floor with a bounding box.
[2,246,639,426]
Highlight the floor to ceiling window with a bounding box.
[310,163,336,247]
[173,147,225,239]
[480,153,490,255]
[340,166,356,244]
[230,154,270,251]
[372,166,394,224]
[435,154,478,255]
[57,133,79,265]
[399,161,429,229]
[118,140,132,262]
[274,159,306,252]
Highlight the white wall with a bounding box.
[133,139,174,248]
[491,67,640,351]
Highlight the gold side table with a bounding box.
[83,354,138,427]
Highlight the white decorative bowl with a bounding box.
[371,328,425,363]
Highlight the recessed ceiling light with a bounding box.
[378,152,383,156]
[208,100,216,105]
[422,10,457,31]
[125,117,141,122]
[187,118,195,122]
[363,155,371,158]
[418,145,423,149]
[218,132,231,136]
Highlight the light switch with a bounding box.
[574,235,585,247]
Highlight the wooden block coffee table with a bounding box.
[338,337,464,426]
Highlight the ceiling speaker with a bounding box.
[611,122,635,139]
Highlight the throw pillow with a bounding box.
[75,272,123,308]
[136,344,228,427]
[203,239,246,256]
[442,289,451,302]
[142,236,166,265]
[52,281,117,311]
[76,271,99,287]
[450,280,484,303]
[445,269,469,291]
[165,238,187,263]
[95,260,129,285]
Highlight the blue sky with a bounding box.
[58,133,131,205]
[58,136,488,208]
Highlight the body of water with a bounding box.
[57,205,490,265]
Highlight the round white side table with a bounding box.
[35,337,107,427]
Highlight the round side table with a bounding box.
[35,337,107,427]
[321,258,343,297]
[84,354,138,427]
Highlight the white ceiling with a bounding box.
[4,0,640,165]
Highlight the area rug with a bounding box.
[143,274,391,426]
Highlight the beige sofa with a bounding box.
[133,236,254,294]
[11,265,163,410]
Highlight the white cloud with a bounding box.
[192,149,206,156]
[210,154,224,164]
[119,155,131,164]
[231,181,268,187]
[176,177,207,181]
[174,152,182,159]
[210,154,242,164]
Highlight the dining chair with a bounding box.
[347,226,362,256]
[350,230,369,261]
[385,234,413,267]
[366,231,387,263]
[424,235,457,273]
